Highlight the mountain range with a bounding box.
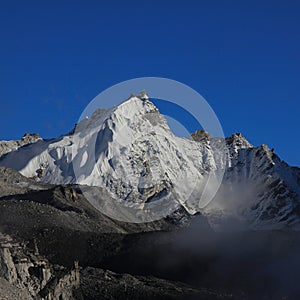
[1,93,300,299]
[1,93,299,229]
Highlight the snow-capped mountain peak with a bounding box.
[0,94,299,228]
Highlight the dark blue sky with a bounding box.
[0,0,299,166]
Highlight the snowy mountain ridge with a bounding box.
[0,94,300,229]
[0,133,42,157]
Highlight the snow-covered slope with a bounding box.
[0,94,299,228]
[206,141,300,230]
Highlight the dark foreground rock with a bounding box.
[0,232,79,299]
[0,233,235,300]
[74,267,233,300]
[0,166,231,300]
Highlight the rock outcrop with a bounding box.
[0,133,42,158]
[0,233,80,300]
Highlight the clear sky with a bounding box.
[0,0,299,166]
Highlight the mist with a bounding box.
[99,198,300,299]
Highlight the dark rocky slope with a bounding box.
[0,166,236,299]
